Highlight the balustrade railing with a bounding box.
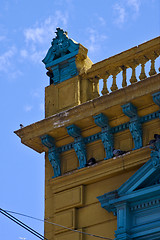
[85,36,160,98]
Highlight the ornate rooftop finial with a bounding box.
[42,27,79,66]
[42,28,92,85]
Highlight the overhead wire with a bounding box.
[0,208,48,240]
[2,208,114,240]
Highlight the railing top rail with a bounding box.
[85,36,160,78]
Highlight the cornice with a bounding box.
[14,74,160,153]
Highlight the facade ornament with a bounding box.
[94,113,113,159]
[66,124,87,168]
[122,102,142,149]
[150,139,160,169]
[41,135,61,177]
[42,28,89,85]
[152,91,160,118]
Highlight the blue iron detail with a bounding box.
[42,28,83,85]
[41,135,61,177]
[94,113,113,159]
[66,124,87,169]
[122,103,142,150]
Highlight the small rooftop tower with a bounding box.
[43,28,93,117]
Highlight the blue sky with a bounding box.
[0,0,159,239]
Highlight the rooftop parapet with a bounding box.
[84,36,160,98]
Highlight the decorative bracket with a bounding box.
[41,135,61,177]
[122,103,142,150]
[94,113,113,159]
[152,91,160,118]
[66,125,87,169]
[150,139,160,169]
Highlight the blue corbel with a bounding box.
[122,103,142,150]
[66,124,87,169]
[152,91,160,118]
[150,139,160,169]
[93,113,113,159]
[41,135,61,177]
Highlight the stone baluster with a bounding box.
[128,60,138,84]
[101,72,110,95]
[91,76,100,98]
[148,52,158,76]
[110,68,120,92]
[138,56,148,80]
[121,65,127,87]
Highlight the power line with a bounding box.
[0,208,47,240]
[3,209,113,240]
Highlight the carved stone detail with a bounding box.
[94,113,113,159]
[41,135,61,177]
[66,124,87,168]
[122,103,142,149]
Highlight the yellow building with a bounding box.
[15,28,160,240]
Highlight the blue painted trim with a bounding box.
[41,135,61,177]
[66,124,87,168]
[94,113,114,159]
[152,91,160,107]
[57,110,159,153]
[97,140,160,240]
[122,102,143,150]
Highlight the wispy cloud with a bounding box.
[98,17,106,26]
[127,0,140,14]
[24,105,33,112]
[113,3,126,26]
[21,11,68,64]
[0,46,16,71]
[24,11,68,45]
[86,28,107,54]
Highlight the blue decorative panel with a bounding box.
[41,135,61,177]
[122,103,142,150]
[152,91,160,107]
[42,28,80,84]
[66,124,87,168]
[56,111,159,154]
[97,139,160,240]
[152,91,160,118]
[94,113,113,159]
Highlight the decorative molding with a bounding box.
[151,139,160,169]
[94,113,113,159]
[66,125,87,168]
[42,28,87,85]
[122,103,142,150]
[57,110,159,154]
[97,149,160,240]
[152,91,160,107]
[152,91,160,118]
[130,199,160,211]
[41,135,61,177]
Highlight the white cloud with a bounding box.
[0,46,17,71]
[86,28,107,54]
[20,49,28,58]
[127,0,140,14]
[98,17,106,26]
[24,105,33,112]
[113,3,126,25]
[22,11,68,64]
[24,11,68,45]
